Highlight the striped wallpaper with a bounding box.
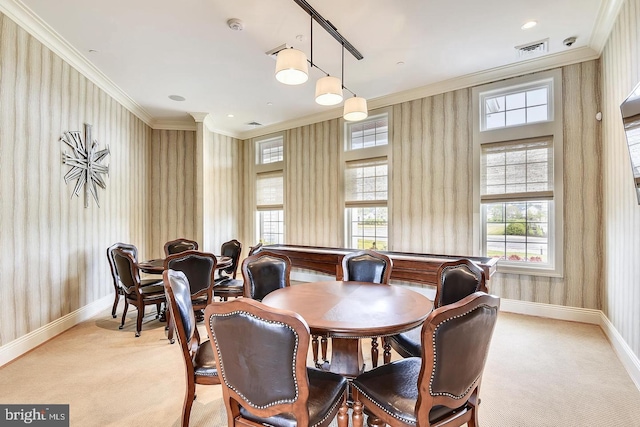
[0,13,152,345]
[3,1,637,363]
[601,0,640,359]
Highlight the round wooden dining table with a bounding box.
[262,280,433,378]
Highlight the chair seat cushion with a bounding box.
[140,277,163,287]
[239,367,347,427]
[194,340,218,379]
[351,358,466,425]
[390,326,422,358]
[213,278,244,296]
[138,284,165,296]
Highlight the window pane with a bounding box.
[257,137,284,164]
[257,210,284,245]
[347,115,388,150]
[346,207,388,250]
[345,159,388,202]
[486,112,505,129]
[526,88,547,106]
[256,173,283,206]
[527,105,548,123]
[506,92,525,110]
[483,201,549,264]
[506,109,526,126]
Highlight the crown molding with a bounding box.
[589,0,625,53]
[0,0,155,126]
[238,46,599,140]
[188,113,241,139]
[150,119,197,132]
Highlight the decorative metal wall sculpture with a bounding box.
[61,123,110,208]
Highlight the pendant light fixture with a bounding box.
[274,0,367,120]
[343,96,368,121]
[275,47,309,85]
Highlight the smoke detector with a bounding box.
[227,18,244,31]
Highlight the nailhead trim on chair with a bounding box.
[209,310,300,408]
[429,305,484,399]
[350,382,417,425]
[311,391,344,427]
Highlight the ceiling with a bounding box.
[9,0,619,138]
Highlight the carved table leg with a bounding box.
[383,337,392,365]
[352,400,364,427]
[312,335,320,368]
[371,338,379,368]
[321,335,329,365]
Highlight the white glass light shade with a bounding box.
[275,48,309,85]
[315,76,343,105]
[343,96,368,121]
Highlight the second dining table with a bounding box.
[261,280,433,378]
[137,255,233,275]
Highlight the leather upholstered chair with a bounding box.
[212,239,243,301]
[204,298,349,427]
[351,292,500,427]
[241,251,291,301]
[164,269,220,427]
[164,250,217,343]
[389,258,487,358]
[338,249,393,284]
[164,238,199,257]
[112,248,165,337]
[334,250,393,368]
[107,242,162,319]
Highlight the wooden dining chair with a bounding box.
[351,292,500,427]
[106,242,162,319]
[111,248,165,337]
[241,250,292,301]
[212,239,243,301]
[164,269,220,427]
[164,250,217,343]
[389,258,487,358]
[204,298,348,427]
[164,238,199,257]
[329,250,393,369]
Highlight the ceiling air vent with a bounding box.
[247,121,263,126]
[515,38,548,58]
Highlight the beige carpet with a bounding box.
[1,306,640,426]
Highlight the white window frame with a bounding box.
[254,133,285,244]
[344,111,391,250]
[472,69,564,277]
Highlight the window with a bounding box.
[480,78,553,131]
[344,112,390,250]
[473,69,563,277]
[255,134,285,244]
[482,138,553,264]
[256,136,284,164]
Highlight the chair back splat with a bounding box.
[351,292,500,427]
[164,238,199,257]
[205,298,348,427]
[389,258,488,359]
[241,251,292,301]
[164,269,220,427]
[339,250,393,284]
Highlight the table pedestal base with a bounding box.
[327,337,364,378]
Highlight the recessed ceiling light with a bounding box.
[267,102,273,106]
[396,61,405,66]
[521,20,537,30]
[227,114,234,118]
[88,49,99,54]
[168,95,186,101]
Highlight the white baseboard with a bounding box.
[0,294,113,368]
[499,298,640,391]
[598,312,640,390]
